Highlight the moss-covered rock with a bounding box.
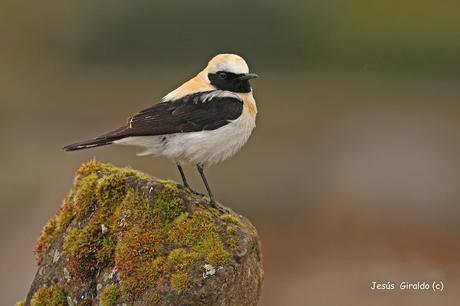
[30,284,67,306]
[25,160,263,305]
[100,285,119,306]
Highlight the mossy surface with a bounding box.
[227,225,237,235]
[150,293,162,304]
[227,237,238,250]
[154,181,186,224]
[100,285,119,306]
[96,173,127,205]
[30,284,67,306]
[220,214,244,227]
[114,189,231,299]
[74,173,98,218]
[33,160,242,303]
[170,270,193,291]
[35,199,74,263]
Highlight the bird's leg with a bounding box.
[197,164,228,213]
[196,164,215,204]
[176,162,190,188]
[176,162,204,196]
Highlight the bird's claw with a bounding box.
[210,200,230,214]
[185,186,206,197]
[182,184,228,214]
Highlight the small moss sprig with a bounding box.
[100,285,119,306]
[30,284,67,306]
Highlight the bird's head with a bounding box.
[204,54,258,93]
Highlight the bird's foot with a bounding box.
[210,200,230,214]
[184,185,206,197]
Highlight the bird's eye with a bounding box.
[218,72,227,79]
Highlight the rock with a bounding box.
[24,160,263,306]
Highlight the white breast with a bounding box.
[166,110,255,165]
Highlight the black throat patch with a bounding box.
[208,72,251,93]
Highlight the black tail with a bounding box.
[63,138,113,151]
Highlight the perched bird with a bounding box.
[64,54,258,209]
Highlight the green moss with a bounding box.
[35,199,75,263]
[35,218,57,262]
[226,225,236,235]
[170,270,193,292]
[174,212,189,224]
[144,256,166,281]
[170,211,230,266]
[63,224,99,279]
[77,159,149,180]
[226,225,239,250]
[63,202,120,279]
[15,301,25,306]
[199,239,230,266]
[220,214,243,227]
[100,285,119,306]
[73,173,99,218]
[60,161,137,278]
[56,200,75,233]
[154,182,185,224]
[125,168,151,180]
[114,191,166,298]
[114,193,232,298]
[97,235,117,266]
[165,248,199,272]
[76,159,118,178]
[227,237,238,250]
[35,160,119,263]
[30,284,67,306]
[150,293,162,304]
[96,173,127,205]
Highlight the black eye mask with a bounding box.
[208,72,252,93]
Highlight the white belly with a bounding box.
[114,113,255,166]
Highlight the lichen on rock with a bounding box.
[25,160,263,305]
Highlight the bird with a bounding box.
[64,54,258,210]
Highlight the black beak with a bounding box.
[236,73,259,81]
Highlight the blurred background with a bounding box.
[1,0,460,305]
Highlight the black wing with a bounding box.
[64,91,243,151]
[102,91,243,139]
